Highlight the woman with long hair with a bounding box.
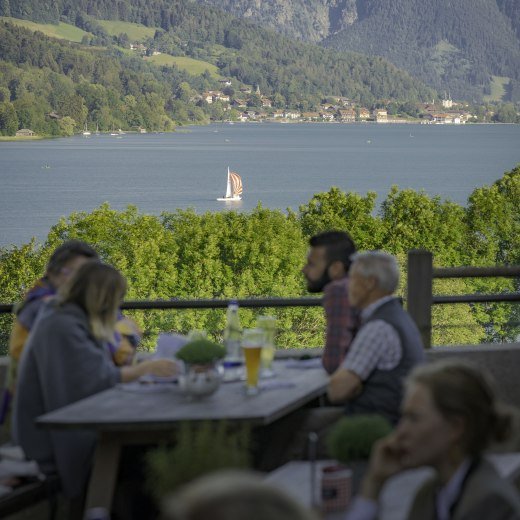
[348,359,520,519]
[13,262,177,499]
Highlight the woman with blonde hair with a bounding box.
[347,359,520,520]
[13,262,177,499]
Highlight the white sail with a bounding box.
[217,167,243,201]
[225,167,232,198]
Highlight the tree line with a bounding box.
[1,165,518,354]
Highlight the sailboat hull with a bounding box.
[217,196,241,201]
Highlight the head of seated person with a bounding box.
[302,230,356,293]
[348,251,399,311]
[9,240,100,362]
[360,360,520,518]
[398,359,512,474]
[57,260,126,343]
[162,470,319,520]
[44,239,99,291]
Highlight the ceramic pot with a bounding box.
[178,361,223,398]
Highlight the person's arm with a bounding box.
[328,368,362,402]
[322,281,356,374]
[120,358,177,383]
[327,320,402,403]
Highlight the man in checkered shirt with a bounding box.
[328,251,425,425]
[302,231,359,374]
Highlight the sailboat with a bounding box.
[217,167,243,201]
[82,122,91,137]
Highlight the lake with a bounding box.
[1,122,519,248]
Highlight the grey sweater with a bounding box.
[13,302,120,498]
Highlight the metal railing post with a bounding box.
[407,250,433,348]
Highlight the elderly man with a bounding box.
[302,231,358,374]
[328,251,425,425]
[260,252,424,469]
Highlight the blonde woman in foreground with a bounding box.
[13,262,177,499]
[347,359,520,520]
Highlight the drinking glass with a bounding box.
[257,315,277,378]
[241,328,264,395]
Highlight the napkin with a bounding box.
[284,358,322,369]
[259,380,296,391]
[154,333,189,359]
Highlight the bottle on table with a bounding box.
[223,300,243,380]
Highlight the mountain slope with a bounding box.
[0,0,436,106]
[323,0,520,101]
[185,0,520,102]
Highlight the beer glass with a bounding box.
[241,328,264,395]
[257,315,276,378]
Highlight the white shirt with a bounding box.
[341,296,402,381]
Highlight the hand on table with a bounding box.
[121,358,178,382]
[141,359,179,378]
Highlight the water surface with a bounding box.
[1,123,519,247]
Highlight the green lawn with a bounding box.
[483,76,510,102]
[0,16,89,42]
[97,20,156,41]
[0,135,45,141]
[145,54,221,78]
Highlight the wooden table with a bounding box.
[36,362,328,511]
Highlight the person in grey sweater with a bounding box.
[13,261,177,499]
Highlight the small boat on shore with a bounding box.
[217,167,243,201]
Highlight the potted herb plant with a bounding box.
[175,338,226,398]
[326,414,392,493]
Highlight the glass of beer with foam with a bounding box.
[241,328,264,395]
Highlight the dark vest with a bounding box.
[344,298,425,425]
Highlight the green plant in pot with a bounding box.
[146,421,251,503]
[175,338,226,398]
[326,414,392,493]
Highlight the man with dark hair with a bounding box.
[8,240,99,365]
[302,231,358,374]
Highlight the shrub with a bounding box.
[326,414,392,463]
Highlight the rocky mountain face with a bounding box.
[194,0,359,42]
[193,0,520,101]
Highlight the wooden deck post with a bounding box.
[407,250,433,348]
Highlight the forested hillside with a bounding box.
[323,0,520,102]
[1,165,518,352]
[175,0,520,102]
[0,0,437,136]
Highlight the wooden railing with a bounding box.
[1,250,519,349]
[407,250,520,348]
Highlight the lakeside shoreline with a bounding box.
[1,120,517,142]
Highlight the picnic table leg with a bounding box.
[84,432,122,512]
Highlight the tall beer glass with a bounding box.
[241,328,263,395]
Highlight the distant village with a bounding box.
[198,81,473,124]
[125,42,476,125]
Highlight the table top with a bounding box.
[36,361,328,432]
